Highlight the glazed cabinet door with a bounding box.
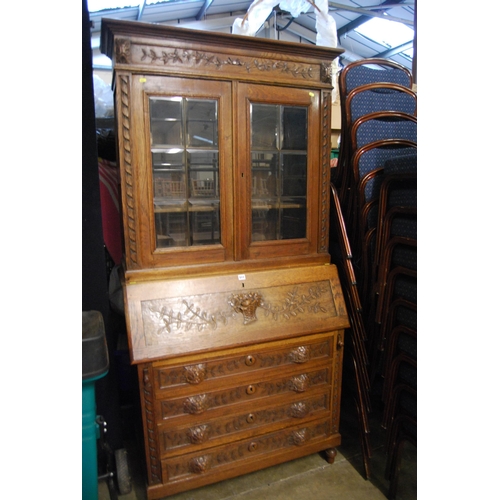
[126,75,234,269]
[234,83,323,261]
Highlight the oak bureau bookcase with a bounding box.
[100,19,348,499]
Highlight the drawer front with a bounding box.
[157,366,331,421]
[158,391,331,457]
[153,336,333,396]
[161,418,334,485]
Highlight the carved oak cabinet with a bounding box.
[100,19,347,499]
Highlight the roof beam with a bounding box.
[336,0,410,36]
[376,40,412,58]
[196,0,214,21]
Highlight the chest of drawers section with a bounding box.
[138,331,344,498]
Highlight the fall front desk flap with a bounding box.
[124,265,349,363]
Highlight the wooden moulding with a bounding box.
[124,264,349,363]
[100,18,344,88]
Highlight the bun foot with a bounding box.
[325,448,337,464]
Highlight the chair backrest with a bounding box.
[353,140,417,200]
[335,59,414,201]
[340,58,413,97]
[346,83,417,126]
[351,112,417,154]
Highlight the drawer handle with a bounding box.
[184,394,210,415]
[290,402,309,418]
[292,428,310,446]
[187,425,210,444]
[246,385,256,395]
[184,363,207,385]
[189,456,211,474]
[337,335,344,350]
[248,442,258,452]
[245,355,256,366]
[246,413,256,424]
[289,346,311,364]
[289,374,309,393]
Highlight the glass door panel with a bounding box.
[250,103,308,242]
[150,97,220,248]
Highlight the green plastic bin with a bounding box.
[82,311,109,500]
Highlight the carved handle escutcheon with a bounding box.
[289,346,311,364]
[184,364,207,385]
[290,401,310,418]
[184,394,210,414]
[189,456,211,474]
[187,425,210,444]
[291,428,310,446]
[289,374,310,393]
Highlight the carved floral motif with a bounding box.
[290,401,310,418]
[147,300,231,336]
[143,281,332,339]
[289,374,310,393]
[289,345,311,364]
[261,285,329,321]
[291,428,310,446]
[184,394,210,415]
[186,425,211,444]
[115,38,131,64]
[184,364,207,385]
[140,47,316,79]
[188,455,211,474]
[228,292,263,324]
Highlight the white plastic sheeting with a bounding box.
[232,0,340,98]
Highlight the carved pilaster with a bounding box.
[331,331,344,433]
[319,90,332,252]
[142,367,161,484]
[116,74,138,265]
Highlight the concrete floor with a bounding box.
[98,397,416,500]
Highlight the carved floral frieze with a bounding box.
[142,281,335,344]
[138,46,318,80]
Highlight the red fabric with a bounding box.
[98,159,123,266]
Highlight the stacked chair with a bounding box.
[329,58,417,492]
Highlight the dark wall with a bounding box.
[82,1,108,314]
[82,0,123,451]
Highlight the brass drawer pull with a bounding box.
[246,385,256,395]
[245,355,256,366]
[246,413,256,424]
[248,442,258,452]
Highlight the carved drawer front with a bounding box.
[157,366,332,422]
[158,391,331,457]
[161,418,333,485]
[153,336,333,395]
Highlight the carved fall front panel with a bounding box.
[141,280,336,348]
